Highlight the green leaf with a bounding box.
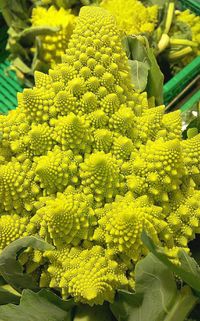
[0,289,74,321]
[8,42,31,61]
[12,57,32,73]
[142,231,200,296]
[111,253,178,321]
[141,0,167,7]
[163,286,198,321]
[187,128,199,139]
[171,21,192,41]
[0,0,32,27]
[125,36,151,92]
[123,36,150,62]
[0,236,53,293]
[121,37,131,59]
[182,109,200,140]
[123,36,163,101]
[0,285,20,305]
[54,0,80,9]
[74,303,117,321]
[146,47,164,105]
[19,26,60,46]
[111,251,198,321]
[31,37,50,74]
[129,60,150,92]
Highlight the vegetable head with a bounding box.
[100,0,158,35]
[1,6,200,306]
[31,6,76,67]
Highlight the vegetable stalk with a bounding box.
[158,33,170,53]
[164,1,175,34]
[170,39,198,47]
[163,286,198,321]
[168,46,193,60]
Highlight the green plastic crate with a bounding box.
[163,0,200,108]
[0,15,23,114]
[0,2,200,114]
[178,0,200,15]
[163,56,200,107]
[181,89,200,113]
[0,60,23,113]
[181,90,200,137]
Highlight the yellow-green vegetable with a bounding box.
[1,6,200,306]
[31,6,76,67]
[0,215,28,250]
[100,0,158,35]
[168,9,200,73]
[176,9,200,56]
[164,1,175,34]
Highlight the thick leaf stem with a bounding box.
[157,33,170,53]
[0,0,14,26]
[163,286,198,321]
[164,1,175,34]
[169,39,198,47]
[168,46,193,61]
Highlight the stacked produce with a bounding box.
[31,6,76,67]
[169,9,200,74]
[1,0,199,86]
[100,0,158,35]
[3,4,76,86]
[0,7,200,314]
[156,4,200,77]
[100,0,200,79]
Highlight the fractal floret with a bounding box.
[0,215,28,250]
[31,6,76,67]
[1,6,200,306]
[100,0,158,35]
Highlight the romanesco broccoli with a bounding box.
[31,6,76,68]
[1,6,200,306]
[100,0,158,35]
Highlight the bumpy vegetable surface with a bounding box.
[100,0,158,35]
[4,4,77,86]
[1,6,200,306]
[31,6,76,67]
